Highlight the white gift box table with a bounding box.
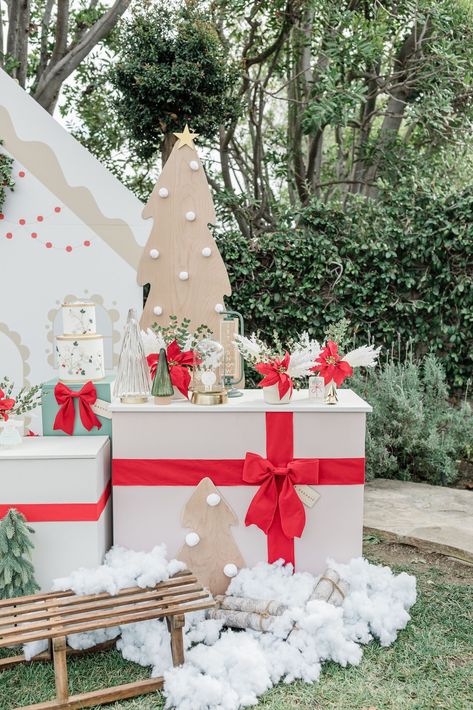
[112,389,371,575]
[0,436,112,591]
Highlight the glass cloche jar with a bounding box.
[191,338,228,405]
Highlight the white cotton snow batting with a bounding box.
[164,631,272,710]
[331,557,417,646]
[52,545,186,596]
[23,639,48,661]
[227,559,314,607]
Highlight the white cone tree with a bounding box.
[138,126,231,336]
[177,477,245,596]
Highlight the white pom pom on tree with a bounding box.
[177,477,245,596]
[138,125,231,337]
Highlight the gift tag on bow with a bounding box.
[90,398,112,420]
[294,485,320,508]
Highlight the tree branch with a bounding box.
[33,0,130,113]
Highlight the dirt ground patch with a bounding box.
[363,536,473,585]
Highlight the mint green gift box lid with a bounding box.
[41,376,114,438]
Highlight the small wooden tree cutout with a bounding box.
[138,125,231,336]
[177,477,245,596]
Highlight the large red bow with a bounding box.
[243,452,319,541]
[53,381,102,436]
[147,340,193,398]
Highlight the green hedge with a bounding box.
[219,188,473,388]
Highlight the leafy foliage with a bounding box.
[0,141,14,212]
[351,355,472,485]
[150,315,212,351]
[0,509,39,599]
[0,378,43,417]
[220,182,473,388]
[110,2,240,160]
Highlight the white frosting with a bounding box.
[56,335,105,382]
[62,303,96,335]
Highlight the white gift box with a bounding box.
[111,389,371,575]
[0,436,111,591]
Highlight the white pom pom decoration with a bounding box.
[149,249,160,259]
[206,493,221,507]
[158,187,169,198]
[189,161,199,171]
[185,532,200,547]
[223,563,238,578]
[179,271,189,281]
[202,247,212,257]
[153,306,163,316]
[185,211,196,222]
[215,303,224,313]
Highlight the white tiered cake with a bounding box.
[56,302,105,382]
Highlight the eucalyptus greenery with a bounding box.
[0,378,42,417]
[151,315,212,351]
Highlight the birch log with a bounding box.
[308,568,348,607]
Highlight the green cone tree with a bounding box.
[151,348,174,399]
[0,509,39,599]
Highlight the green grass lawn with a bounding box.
[1,541,472,710]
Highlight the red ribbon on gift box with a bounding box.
[53,381,102,436]
[0,482,111,522]
[113,412,365,568]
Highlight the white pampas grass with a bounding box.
[233,334,265,361]
[141,329,166,356]
[287,333,321,378]
[342,345,381,368]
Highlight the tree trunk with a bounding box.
[161,132,178,166]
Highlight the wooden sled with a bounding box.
[0,569,214,709]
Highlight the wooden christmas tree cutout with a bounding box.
[177,477,245,596]
[138,128,231,336]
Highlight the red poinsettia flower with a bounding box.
[0,389,15,421]
[147,340,194,398]
[312,340,353,386]
[255,352,293,398]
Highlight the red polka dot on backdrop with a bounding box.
[18,171,25,178]
[31,232,37,239]
[19,219,25,225]
[45,242,52,248]
[6,232,13,239]
[66,246,72,252]
[37,215,44,222]
[0,214,4,220]
[84,240,91,247]
[54,207,61,213]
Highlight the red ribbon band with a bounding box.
[112,412,365,568]
[0,482,111,523]
[53,381,102,436]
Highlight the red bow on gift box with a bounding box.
[243,451,319,550]
[53,381,102,436]
[147,340,194,398]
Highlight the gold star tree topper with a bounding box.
[173,124,199,149]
